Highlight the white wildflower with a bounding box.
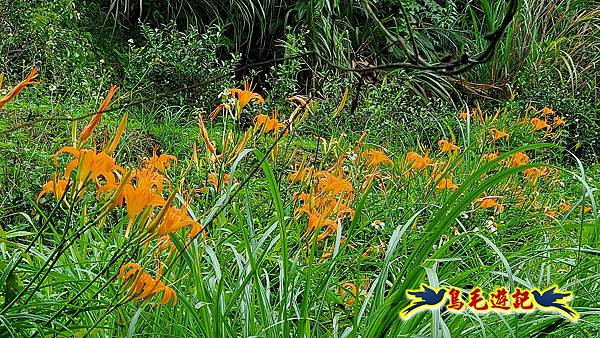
[371,219,385,230]
[486,219,497,233]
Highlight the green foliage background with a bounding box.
[0,0,599,336]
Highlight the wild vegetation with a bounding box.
[1,0,599,337]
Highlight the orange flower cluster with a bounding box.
[531,117,550,131]
[459,104,484,123]
[523,166,550,182]
[119,263,176,305]
[254,113,286,135]
[529,107,566,133]
[435,173,458,191]
[510,152,530,167]
[144,152,177,173]
[293,164,355,242]
[482,153,499,161]
[206,173,232,191]
[406,151,433,171]
[361,149,393,168]
[37,175,69,202]
[403,146,461,193]
[208,79,264,119]
[115,158,204,246]
[540,107,555,116]
[490,128,509,142]
[119,168,166,218]
[52,147,124,191]
[228,79,265,113]
[553,116,566,127]
[38,85,208,306]
[289,162,315,184]
[477,196,505,213]
[438,140,461,153]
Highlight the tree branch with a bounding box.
[342,0,519,75]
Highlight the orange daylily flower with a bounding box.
[143,152,177,173]
[490,128,509,142]
[209,103,232,121]
[54,147,122,188]
[438,140,460,153]
[295,200,334,241]
[478,196,505,213]
[197,115,222,162]
[339,282,359,306]
[294,174,355,243]
[314,217,339,242]
[0,67,39,109]
[553,116,566,127]
[155,225,206,256]
[531,117,550,131]
[406,151,433,171]
[154,206,202,238]
[254,114,269,129]
[459,106,482,122]
[559,202,572,212]
[362,149,393,168]
[119,262,177,305]
[539,107,555,116]
[254,113,286,135]
[79,84,118,144]
[482,153,499,161]
[523,167,550,181]
[315,171,353,196]
[436,174,458,191]
[265,117,286,134]
[103,112,128,156]
[227,79,264,113]
[289,164,314,182]
[120,169,169,237]
[122,180,166,221]
[293,158,356,244]
[37,177,69,202]
[207,173,232,191]
[135,167,169,193]
[510,152,529,167]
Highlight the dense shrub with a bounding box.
[0,0,119,101]
[517,71,600,161]
[123,22,239,109]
